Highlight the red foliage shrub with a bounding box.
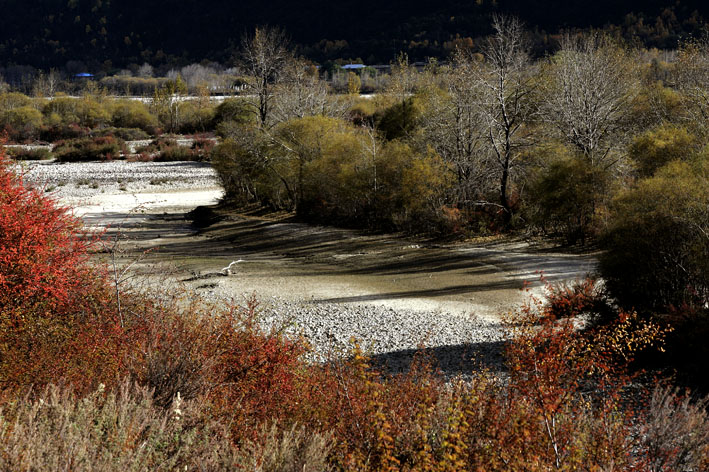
[199,299,309,440]
[0,147,125,389]
[543,276,603,319]
[0,153,92,312]
[461,281,672,470]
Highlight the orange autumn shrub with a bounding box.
[0,149,122,390]
[0,157,92,313]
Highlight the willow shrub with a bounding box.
[212,116,453,232]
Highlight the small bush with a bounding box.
[38,123,90,142]
[639,386,709,471]
[600,159,709,313]
[5,147,52,160]
[212,98,251,130]
[348,97,379,126]
[136,137,212,162]
[375,96,422,141]
[0,152,114,389]
[53,136,124,162]
[0,106,44,141]
[177,100,216,134]
[629,123,700,177]
[0,92,32,111]
[43,96,111,128]
[110,100,158,134]
[135,137,177,155]
[542,277,614,323]
[0,154,92,312]
[191,137,215,153]
[526,155,610,244]
[211,135,270,205]
[93,126,149,141]
[154,145,201,162]
[242,422,333,472]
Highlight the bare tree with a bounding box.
[31,69,60,97]
[476,15,535,223]
[271,59,330,123]
[180,63,217,90]
[675,34,709,136]
[386,52,418,134]
[540,33,638,168]
[422,51,489,206]
[137,62,154,78]
[241,26,292,128]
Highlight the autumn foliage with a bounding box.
[0,156,91,311]
[0,151,112,388]
[1,148,708,470]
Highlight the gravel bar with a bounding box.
[17,160,219,199]
[213,292,509,377]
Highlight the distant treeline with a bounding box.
[0,0,707,72]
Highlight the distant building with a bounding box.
[342,64,366,71]
[74,72,94,79]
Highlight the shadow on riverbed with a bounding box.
[95,207,597,318]
[368,339,507,378]
[133,212,595,282]
[312,281,524,304]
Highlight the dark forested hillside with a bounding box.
[0,0,707,70]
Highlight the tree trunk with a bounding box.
[500,156,511,226]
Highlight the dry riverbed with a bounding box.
[20,160,598,375]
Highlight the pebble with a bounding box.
[16,160,219,198]
[209,291,509,378]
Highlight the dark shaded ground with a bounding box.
[102,205,598,319]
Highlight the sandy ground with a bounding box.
[21,160,598,320]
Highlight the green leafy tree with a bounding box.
[270,115,354,212]
[110,100,158,134]
[211,134,272,205]
[629,123,700,177]
[600,158,709,313]
[527,151,610,244]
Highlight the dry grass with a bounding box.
[0,381,334,472]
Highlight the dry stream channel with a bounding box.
[21,159,597,376]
